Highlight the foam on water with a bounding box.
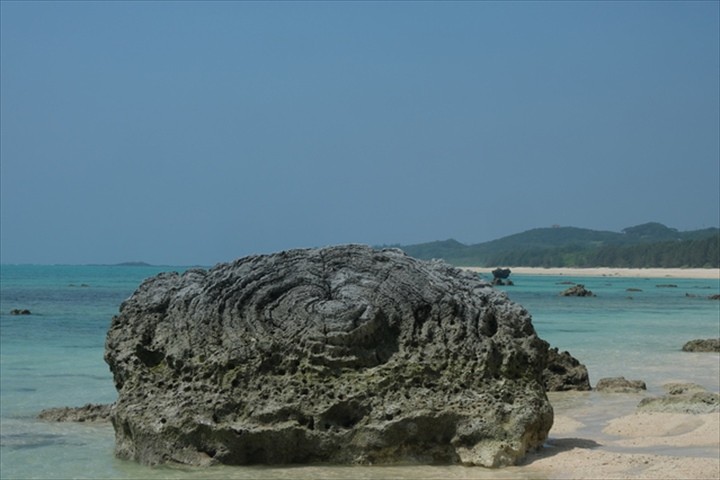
[1,265,718,479]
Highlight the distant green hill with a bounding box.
[393,223,720,268]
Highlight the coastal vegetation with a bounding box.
[391,223,720,268]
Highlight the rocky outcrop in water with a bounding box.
[681,338,720,352]
[559,285,595,297]
[638,383,719,414]
[104,245,553,467]
[595,377,647,393]
[542,348,591,391]
[38,403,112,422]
[491,268,512,279]
[490,268,514,286]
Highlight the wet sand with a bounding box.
[522,407,720,479]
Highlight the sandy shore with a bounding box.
[522,409,720,479]
[462,266,720,279]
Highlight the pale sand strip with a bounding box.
[462,266,720,279]
[521,412,720,479]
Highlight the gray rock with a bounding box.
[104,245,553,468]
[491,268,511,279]
[38,403,112,422]
[559,285,595,297]
[662,383,708,395]
[543,348,591,392]
[595,377,647,393]
[681,338,720,353]
[638,384,719,414]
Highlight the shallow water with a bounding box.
[1,265,718,479]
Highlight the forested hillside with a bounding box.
[392,223,720,268]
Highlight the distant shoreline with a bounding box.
[462,266,720,280]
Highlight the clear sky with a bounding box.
[1,1,718,266]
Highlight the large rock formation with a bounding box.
[104,245,553,467]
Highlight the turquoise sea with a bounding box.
[1,264,718,480]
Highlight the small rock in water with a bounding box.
[595,377,647,393]
[681,338,720,353]
[38,403,112,422]
[559,284,595,297]
[638,384,719,414]
[543,347,591,392]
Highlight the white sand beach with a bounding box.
[463,267,720,280]
[522,411,720,479]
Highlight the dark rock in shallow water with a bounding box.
[559,285,595,297]
[542,348,591,392]
[38,403,112,422]
[491,268,512,279]
[638,383,719,414]
[595,377,647,393]
[681,338,720,353]
[104,245,553,467]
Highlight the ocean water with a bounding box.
[0,264,718,480]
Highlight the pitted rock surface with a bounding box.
[105,245,553,467]
[543,348,591,391]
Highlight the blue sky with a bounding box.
[1,1,718,265]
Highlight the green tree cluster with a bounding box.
[395,223,720,268]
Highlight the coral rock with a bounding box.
[105,245,553,467]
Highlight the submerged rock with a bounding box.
[542,348,591,392]
[595,377,647,393]
[38,403,112,422]
[105,245,553,467]
[638,383,719,414]
[681,338,720,353]
[559,285,595,297]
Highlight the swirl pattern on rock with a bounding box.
[105,245,553,467]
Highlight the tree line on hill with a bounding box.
[391,223,720,268]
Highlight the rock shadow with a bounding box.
[519,437,602,465]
